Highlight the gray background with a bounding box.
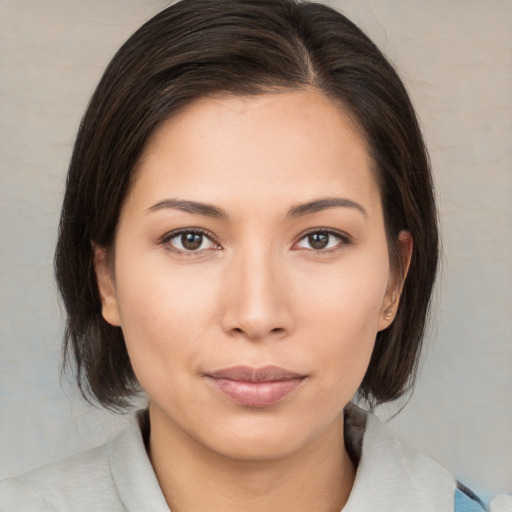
[1,0,511,502]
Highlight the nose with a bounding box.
[220,246,294,342]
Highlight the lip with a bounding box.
[205,365,306,408]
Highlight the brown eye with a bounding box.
[165,230,218,252]
[308,233,329,250]
[295,230,348,252]
[181,232,203,250]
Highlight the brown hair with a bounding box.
[55,0,438,410]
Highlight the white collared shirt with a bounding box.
[0,407,469,511]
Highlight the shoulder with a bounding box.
[343,405,489,512]
[0,410,169,512]
[0,442,122,512]
[0,477,57,512]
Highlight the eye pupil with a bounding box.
[182,233,203,250]
[308,232,329,250]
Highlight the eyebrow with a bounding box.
[288,197,368,219]
[146,199,228,218]
[146,196,367,220]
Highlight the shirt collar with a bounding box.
[108,407,456,512]
[109,410,170,512]
[342,405,457,512]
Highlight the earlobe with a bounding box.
[92,244,121,327]
[378,230,413,331]
[378,301,396,331]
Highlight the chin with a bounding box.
[196,413,340,463]
[207,431,305,462]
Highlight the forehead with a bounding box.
[129,89,380,217]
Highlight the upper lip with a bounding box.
[206,365,305,382]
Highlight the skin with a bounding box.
[95,89,411,512]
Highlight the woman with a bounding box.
[0,0,491,510]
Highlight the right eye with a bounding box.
[162,229,220,253]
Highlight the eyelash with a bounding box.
[159,228,352,254]
[159,228,221,255]
[293,228,352,253]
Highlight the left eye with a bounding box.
[166,231,218,252]
[295,231,345,251]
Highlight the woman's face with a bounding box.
[96,89,406,460]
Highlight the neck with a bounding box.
[148,404,355,512]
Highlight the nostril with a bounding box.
[230,326,286,338]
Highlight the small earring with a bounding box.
[384,306,393,320]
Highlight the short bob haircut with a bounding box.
[55,0,439,411]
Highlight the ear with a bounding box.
[378,230,413,331]
[93,244,121,327]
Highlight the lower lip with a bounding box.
[207,377,304,407]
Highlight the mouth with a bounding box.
[204,365,307,408]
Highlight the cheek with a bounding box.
[112,250,223,384]
[294,251,390,383]
[298,250,389,330]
